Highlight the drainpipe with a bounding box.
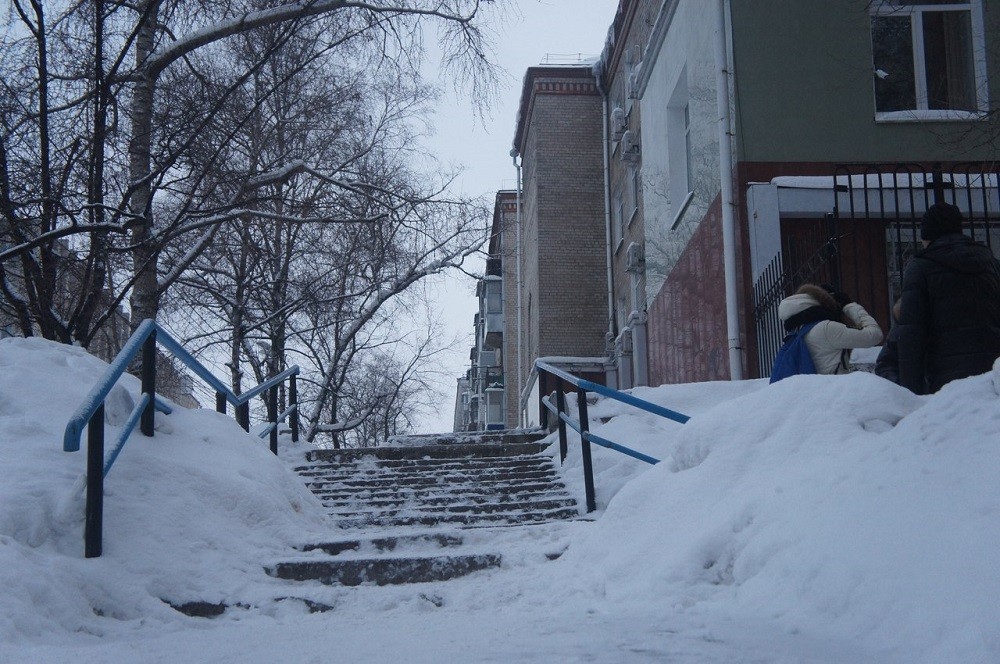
[510,148,525,426]
[594,64,618,390]
[715,0,743,380]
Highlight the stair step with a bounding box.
[387,431,547,447]
[298,466,557,481]
[319,493,575,510]
[298,461,557,476]
[326,498,577,518]
[268,553,502,586]
[298,533,464,556]
[296,456,554,473]
[306,442,550,463]
[333,507,582,529]
[310,480,568,500]
[305,474,563,492]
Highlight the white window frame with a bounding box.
[612,189,624,251]
[612,78,626,152]
[870,0,988,122]
[666,68,693,223]
[484,388,504,428]
[484,279,502,315]
[628,166,641,225]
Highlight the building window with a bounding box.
[485,389,504,429]
[870,0,985,118]
[612,189,624,249]
[484,279,502,315]
[629,166,640,223]
[667,69,693,223]
[684,104,693,191]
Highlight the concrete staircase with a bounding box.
[267,435,582,588]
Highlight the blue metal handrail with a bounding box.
[537,360,690,424]
[535,359,691,512]
[63,318,300,558]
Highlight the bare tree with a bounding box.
[1,0,496,346]
[153,17,486,439]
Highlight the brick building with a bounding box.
[511,64,609,425]
[457,0,1000,428]
[456,65,609,431]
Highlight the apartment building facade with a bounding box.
[456,0,1000,429]
[634,0,1000,382]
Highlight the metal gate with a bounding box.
[753,162,1000,378]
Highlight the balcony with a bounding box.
[479,276,503,349]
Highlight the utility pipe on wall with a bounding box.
[510,149,525,426]
[714,0,744,380]
[594,67,618,390]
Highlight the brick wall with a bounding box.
[533,93,606,360]
[646,196,733,384]
[514,68,608,399]
[495,194,522,429]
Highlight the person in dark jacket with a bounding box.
[897,202,1000,394]
[874,300,902,384]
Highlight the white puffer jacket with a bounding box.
[777,293,884,375]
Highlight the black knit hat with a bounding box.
[920,203,964,242]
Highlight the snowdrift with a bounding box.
[560,367,1000,662]
[0,337,328,642]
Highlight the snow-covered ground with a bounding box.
[2,336,999,663]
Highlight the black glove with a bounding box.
[820,283,852,308]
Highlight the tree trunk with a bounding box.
[128,0,161,327]
[76,0,109,347]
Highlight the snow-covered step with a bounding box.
[326,498,576,519]
[304,460,560,477]
[305,441,550,462]
[309,481,568,502]
[332,507,581,530]
[297,532,465,556]
[296,456,554,473]
[277,434,580,587]
[303,474,561,493]
[268,553,502,586]
[319,493,574,510]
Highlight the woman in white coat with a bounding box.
[776,283,884,375]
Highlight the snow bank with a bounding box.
[558,370,1000,662]
[0,337,328,643]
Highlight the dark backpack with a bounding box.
[769,322,819,383]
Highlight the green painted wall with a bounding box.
[730,0,1000,163]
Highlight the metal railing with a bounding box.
[535,360,690,513]
[63,319,300,558]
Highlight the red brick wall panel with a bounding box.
[646,197,731,384]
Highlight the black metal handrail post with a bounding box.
[539,378,548,430]
[289,374,299,443]
[140,330,156,436]
[556,383,568,464]
[267,385,278,455]
[216,391,226,414]
[85,404,105,558]
[577,389,596,513]
[236,402,250,431]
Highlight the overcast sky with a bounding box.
[415,1,619,433]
